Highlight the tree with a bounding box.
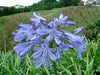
[41,0,56,4]
[9,7,16,14]
[0,10,3,17]
[2,7,9,16]
[24,6,30,12]
[60,0,72,6]
[16,8,24,13]
[71,0,81,6]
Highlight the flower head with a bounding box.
[13,12,89,70]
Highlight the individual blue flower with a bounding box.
[56,43,68,59]
[12,32,26,42]
[74,27,85,34]
[13,38,41,58]
[13,42,33,58]
[54,14,76,28]
[13,23,35,42]
[65,32,89,59]
[56,42,74,59]
[54,14,68,24]
[30,12,47,22]
[32,43,56,69]
[30,12,47,27]
[59,35,68,41]
[65,21,76,27]
[37,22,62,44]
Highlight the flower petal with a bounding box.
[60,44,68,51]
[67,44,74,49]
[56,31,62,36]
[48,22,56,29]
[49,51,56,61]
[54,35,62,44]
[33,12,47,21]
[74,27,84,34]
[45,34,53,42]
[59,14,63,19]
[62,16,68,22]
[14,33,26,42]
[37,29,48,35]
[56,51,60,59]
[13,42,29,54]
[54,18,58,22]
[67,21,76,25]
[33,50,42,58]
[19,45,32,57]
[35,59,43,68]
[34,47,41,51]
[30,18,40,22]
[77,53,82,60]
[31,58,39,62]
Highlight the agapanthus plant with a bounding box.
[13,12,89,73]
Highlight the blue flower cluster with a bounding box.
[13,12,89,70]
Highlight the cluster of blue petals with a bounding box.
[13,12,89,70]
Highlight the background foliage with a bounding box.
[0,0,81,17]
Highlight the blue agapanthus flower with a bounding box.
[54,14,76,28]
[13,38,41,58]
[30,12,47,27]
[56,42,73,59]
[13,12,89,70]
[65,32,89,59]
[30,12,47,22]
[12,23,35,42]
[74,27,84,34]
[13,42,33,58]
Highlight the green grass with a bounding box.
[0,40,100,75]
[0,6,100,30]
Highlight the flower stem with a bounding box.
[50,40,57,75]
[45,68,50,75]
[53,62,57,75]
